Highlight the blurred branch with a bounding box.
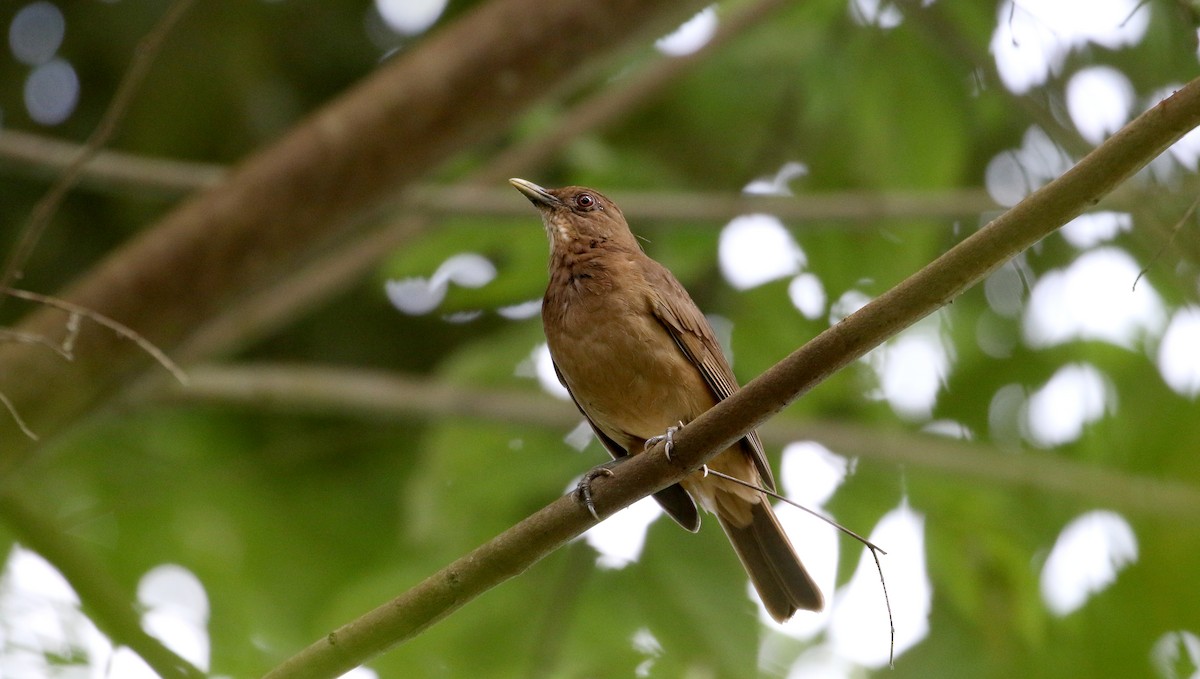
[161,363,1200,519]
[0,130,1002,223]
[0,0,199,293]
[168,0,790,364]
[0,0,712,469]
[0,128,224,196]
[261,76,1200,679]
[0,491,207,679]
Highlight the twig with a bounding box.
[700,466,894,666]
[3,288,188,386]
[0,391,37,441]
[1133,193,1199,290]
[0,0,198,293]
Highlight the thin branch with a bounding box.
[0,491,207,679]
[0,128,224,196]
[4,288,188,386]
[160,363,1200,519]
[0,0,199,292]
[260,76,1200,679]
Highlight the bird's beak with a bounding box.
[509,178,562,209]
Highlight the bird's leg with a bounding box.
[576,458,621,520]
[644,421,686,461]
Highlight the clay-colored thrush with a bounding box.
[511,178,823,621]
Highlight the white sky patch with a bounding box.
[989,0,1149,95]
[780,441,849,508]
[984,126,1073,206]
[9,1,64,65]
[138,565,210,671]
[564,420,595,451]
[984,259,1027,317]
[655,5,717,56]
[718,214,806,290]
[829,289,872,326]
[765,444,847,637]
[632,627,663,678]
[988,383,1026,447]
[1066,66,1134,145]
[829,502,931,667]
[497,299,542,320]
[1157,306,1200,398]
[848,0,903,29]
[922,419,973,440]
[788,273,826,320]
[385,278,445,315]
[743,161,808,196]
[765,501,840,639]
[375,0,447,35]
[1040,510,1137,616]
[1023,363,1113,447]
[1023,247,1166,350]
[24,57,78,125]
[1147,86,1200,172]
[0,547,215,678]
[787,643,855,679]
[386,253,496,316]
[532,343,571,400]
[429,253,496,289]
[1060,211,1132,249]
[1150,630,1200,679]
[866,322,953,421]
[584,495,662,569]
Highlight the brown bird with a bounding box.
[510,178,823,621]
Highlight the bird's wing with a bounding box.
[646,262,776,491]
[553,359,701,531]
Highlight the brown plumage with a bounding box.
[510,178,823,621]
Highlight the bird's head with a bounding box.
[509,178,639,252]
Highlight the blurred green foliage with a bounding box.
[2,0,1199,677]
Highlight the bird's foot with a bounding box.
[645,421,685,461]
[576,464,617,520]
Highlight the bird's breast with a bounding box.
[544,269,714,448]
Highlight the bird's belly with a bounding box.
[549,304,714,446]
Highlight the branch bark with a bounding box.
[260,74,1200,679]
[0,0,709,469]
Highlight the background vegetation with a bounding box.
[0,0,1198,677]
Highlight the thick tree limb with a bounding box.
[261,75,1200,679]
[0,0,708,469]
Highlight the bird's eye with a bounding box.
[575,194,595,209]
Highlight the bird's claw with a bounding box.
[645,421,685,461]
[576,466,616,520]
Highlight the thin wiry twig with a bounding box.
[0,0,198,293]
[700,466,895,665]
[1134,194,1200,291]
[0,329,73,360]
[3,288,188,386]
[0,391,38,440]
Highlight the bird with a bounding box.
[510,178,823,621]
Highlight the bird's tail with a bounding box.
[716,499,824,622]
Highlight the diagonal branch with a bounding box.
[0,0,710,469]
[261,73,1200,679]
